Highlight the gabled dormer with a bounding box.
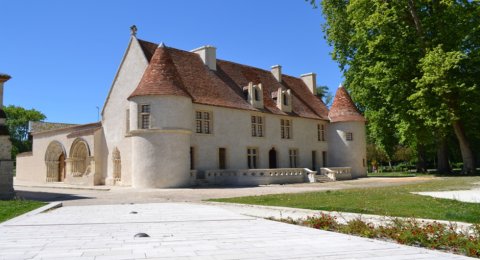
[246,82,264,109]
[276,87,292,113]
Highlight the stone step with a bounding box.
[315,174,333,183]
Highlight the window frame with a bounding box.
[289,148,299,168]
[139,104,151,129]
[346,132,353,141]
[251,115,265,137]
[247,147,259,169]
[280,118,292,139]
[317,123,326,141]
[195,110,213,134]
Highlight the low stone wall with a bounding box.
[320,167,352,181]
[204,168,316,186]
[0,160,14,199]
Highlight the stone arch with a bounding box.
[112,147,121,183]
[69,138,90,177]
[45,141,66,182]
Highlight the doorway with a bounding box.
[269,148,277,168]
[312,151,317,170]
[219,148,226,169]
[58,153,65,182]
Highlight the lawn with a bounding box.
[211,176,480,223]
[0,200,46,223]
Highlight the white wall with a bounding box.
[16,130,96,183]
[101,37,149,186]
[190,104,329,172]
[327,121,367,178]
[130,95,193,188]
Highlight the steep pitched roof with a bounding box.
[134,39,329,120]
[129,44,190,99]
[329,85,365,122]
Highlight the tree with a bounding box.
[3,105,46,158]
[315,0,480,174]
[316,85,334,107]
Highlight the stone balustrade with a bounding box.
[320,167,352,181]
[204,168,316,186]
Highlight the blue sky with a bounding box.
[1,0,342,124]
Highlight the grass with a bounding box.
[211,176,480,223]
[0,200,46,223]
[367,171,417,177]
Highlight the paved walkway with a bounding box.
[0,203,470,259]
[415,188,480,203]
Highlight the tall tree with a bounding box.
[3,105,46,158]
[316,85,334,107]
[316,0,480,173]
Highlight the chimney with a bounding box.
[300,73,317,95]
[192,45,217,71]
[271,65,282,82]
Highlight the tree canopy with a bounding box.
[314,0,480,173]
[3,105,46,158]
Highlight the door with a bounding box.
[58,153,65,182]
[322,151,327,167]
[219,148,226,169]
[312,151,317,170]
[269,148,277,168]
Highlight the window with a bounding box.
[346,132,353,141]
[139,104,150,129]
[195,111,212,134]
[219,148,226,169]
[251,116,264,137]
[283,93,288,106]
[281,119,292,139]
[247,148,258,169]
[190,147,194,170]
[317,124,326,141]
[126,109,130,133]
[254,88,260,101]
[289,149,298,168]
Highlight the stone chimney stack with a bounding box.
[0,73,14,200]
[271,65,282,82]
[192,45,217,71]
[300,73,317,95]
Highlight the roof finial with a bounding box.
[130,25,137,37]
[338,83,344,88]
[158,42,166,48]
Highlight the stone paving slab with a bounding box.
[414,189,480,203]
[0,203,471,259]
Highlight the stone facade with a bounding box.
[15,33,367,188]
[0,74,14,199]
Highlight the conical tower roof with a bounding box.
[328,85,365,122]
[129,44,190,99]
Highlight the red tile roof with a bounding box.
[129,44,190,99]
[133,39,330,120]
[329,86,365,122]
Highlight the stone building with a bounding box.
[16,30,367,188]
[0,73,14,199]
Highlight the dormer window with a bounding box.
[277,88,292,113]
[246,82,264,109]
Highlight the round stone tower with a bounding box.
[327,85,367,178]
[127,43,193,188]
[0,73,14,199]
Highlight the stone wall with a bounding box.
[0,136,14,199]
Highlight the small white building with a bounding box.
[16,30,367,188]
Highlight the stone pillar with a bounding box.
[0,73,14,200]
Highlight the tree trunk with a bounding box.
[416,144,427,173]
[452,120,476,174]
[436,138,451,174]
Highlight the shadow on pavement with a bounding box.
[14,190,93,202]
